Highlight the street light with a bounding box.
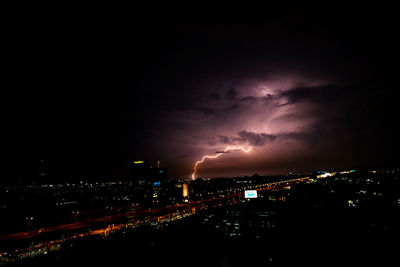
[72,211,79,223]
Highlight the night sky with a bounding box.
[4,6,400,181]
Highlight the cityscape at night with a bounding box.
[2,4,400,267]
[1,165,399,266]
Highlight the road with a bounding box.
[0,177,309,241]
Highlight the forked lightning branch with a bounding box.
[191,146,253,180]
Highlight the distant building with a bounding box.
[129,160,169,208]
[129,160,168,182]
[201,200,276,239]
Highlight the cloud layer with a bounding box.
[13,7,398,180]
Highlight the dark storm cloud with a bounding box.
[192,135,217,146]
[281,84,343,104]
[219,135,231,144]
[237,131,278,146]
[218,131,278,147]
[7,6,399,181]
[194,106,218,116]
[225,87,238,100]
[230,104,240,110]
[219,130,277,146]
[125,7,398,176]
[280,82,395,134]
[208,93,221,100]
[239,91,284,107]
[240,96,257,102]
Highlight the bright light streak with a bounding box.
[191,146,253,180]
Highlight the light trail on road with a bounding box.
[0,177,309,242]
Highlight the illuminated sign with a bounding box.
[134,161,144,164]
[153,181,161,187]
[245,190,258,198]
[317,172,335,178]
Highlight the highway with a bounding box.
[0,177,309,242]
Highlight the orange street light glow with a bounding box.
[191,146,253,180]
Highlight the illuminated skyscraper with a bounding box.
[182,183,189,197]
[129,160,167,181]
[182,183,189,202]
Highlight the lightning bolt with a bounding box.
[191,146,253,180]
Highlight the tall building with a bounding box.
[182,183,189,202]
[129,160,169,208]
[129,160,168,181]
